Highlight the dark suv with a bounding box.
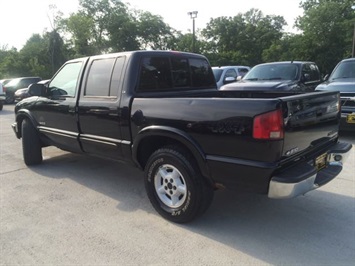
[4,77,42,103]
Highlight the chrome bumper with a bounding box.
[268,142,352,199]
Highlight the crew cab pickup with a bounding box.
[12,51,352,223]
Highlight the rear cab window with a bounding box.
[137,55,215,92]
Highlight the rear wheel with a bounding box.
[0,101,3,110]
[22,119,42,165]
[144,146,213,223]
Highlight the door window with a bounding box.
[85,57,125,97]
[49,61,83,97]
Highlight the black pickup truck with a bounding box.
[12,51,352,223]
[222,61,322,92]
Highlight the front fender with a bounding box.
[14,109,39,138]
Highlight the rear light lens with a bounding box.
[253,109,284,139]
[3,86,6,92]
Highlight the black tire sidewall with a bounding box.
[22,119,42,165]
[145,148,202,223]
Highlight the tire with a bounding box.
[22,119,43,165]
[144,146,214,223]
[0,101,3,111]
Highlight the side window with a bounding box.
[302,63,320,83]
[138,57,172,91]
[109,57,125,97]
[171,57,190,88]
[85,58,116,97]
[309,64,320,82]
[238,68,249,77]
[189,58,215,87]
[225,69,237,79]
[49,61,83,97]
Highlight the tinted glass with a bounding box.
[138,57,173,91]
[85,58,116,97]
[189,58,215,87]
[109,57,125,97]
[49,62,83,97]
[171,57,190,88]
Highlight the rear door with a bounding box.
[77,55,126,160]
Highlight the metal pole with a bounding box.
[188,11,198,53]
[192,18,195,53]
[352,22,355,57]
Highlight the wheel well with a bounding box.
[137,135,215,189]
[137,136,182,169]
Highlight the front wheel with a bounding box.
[144,146,213,223]
[22,119,43,165]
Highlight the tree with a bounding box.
[295,0,355,74]
[135,11,174,50]
[202,9,287,66]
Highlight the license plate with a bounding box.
[315,153,327,171]
[346,114,355,124]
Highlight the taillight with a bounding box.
[253,109,284,139]
[3,86,6,92]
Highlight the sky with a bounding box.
[0,0,303,50]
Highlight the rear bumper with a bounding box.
[268,141,352,198]
[340,113,355,131]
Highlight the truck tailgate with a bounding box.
[280,91,340,159]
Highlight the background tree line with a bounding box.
[0,0,354,80]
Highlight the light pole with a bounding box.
[352,5,355,57]
[187,11,198,53]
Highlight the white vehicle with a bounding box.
[212,65,250,89]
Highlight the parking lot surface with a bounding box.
[1,104,354,265]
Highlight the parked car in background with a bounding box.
[316,57,355,131]
[0,79,12,86]
[15,79,50,102]
[0,82,5,110]
[212,66,250,89]
[3,77,42,104]
[221,61,322,92]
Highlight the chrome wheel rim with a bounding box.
[154,164,187,208]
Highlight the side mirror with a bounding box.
[224,76,236,84]
[236,76,243,81]
[28,83,46,97]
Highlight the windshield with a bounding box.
[5,78,20,87]
[244,64,299,81]
[212,69,223,82]
[329,60,355,80]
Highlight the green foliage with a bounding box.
[295,0,355,74]
[201,9,287,66]
[1,0,354,79]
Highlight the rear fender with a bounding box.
[132,126,210,180]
